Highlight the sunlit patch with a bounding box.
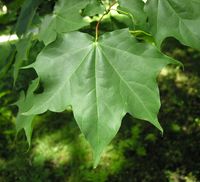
[166,170,198,182]
[160,66,180,77]
[97,144,125,172]
[0,34,18,43]
[175,72,188,83]
[110,3,118,15]
[32,128,124,172]
[33,134,71,167]
[160,67,170,76]
[2,5,7,13]
[159,65,199,96]
[0,5,7,15]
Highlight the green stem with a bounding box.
[95,13,107,42]
[129,30,152,37]
[111,8,136,26]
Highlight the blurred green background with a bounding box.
[0,0,200,181]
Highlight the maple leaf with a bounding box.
[38,0,90,45]
[20,29,178,166]
[15,79,39,145]
[118,0,147,27]
[145,0,200,50]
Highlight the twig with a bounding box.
[95,1,117,41]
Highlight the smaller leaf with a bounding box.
[13,34,33,84]
[118,0,147,28]
[110,13,135,30]
[38,0,90,45]
[0,44,16,80]
[15,78,39,146]
[0,42,12,68]
[130,30,154,43]
[15,0,42,37]
[83,0,105,16]
[37,15,57,46]
[145,0,200,50]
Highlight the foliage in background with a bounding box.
[0,0,200,176]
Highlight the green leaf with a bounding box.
[38,0,90,45]
[83,0,105,16]
[118,0,147,27]
[14,34,32,84]
[145,0,200,50]
[0,44,16,80]
[15,78,39,146]
[0,42,12,68]
[130,30,154,43]
[22,29,178,166]
[15,0,42,37]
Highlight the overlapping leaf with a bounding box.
[0,43,16,80]
[118,0,147,28]
[14,34,32,84]
[20,29,178,166]
[38,0,90,45]
[83,0,105,16]
[15,78,39,145]
[0,42,12,70]
[15,0,42,37]
[145,0,200,50]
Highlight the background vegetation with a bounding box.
[0,0,199,181]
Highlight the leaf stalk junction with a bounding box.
[95,1,117,42]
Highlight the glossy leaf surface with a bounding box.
[83,0,105,16]
[38,0,90,45]
[16,79,39,145]
[145,0,200,50]
[118,0,147,27]
[22,29,177,166]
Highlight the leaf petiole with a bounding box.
[95,1,117,42]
